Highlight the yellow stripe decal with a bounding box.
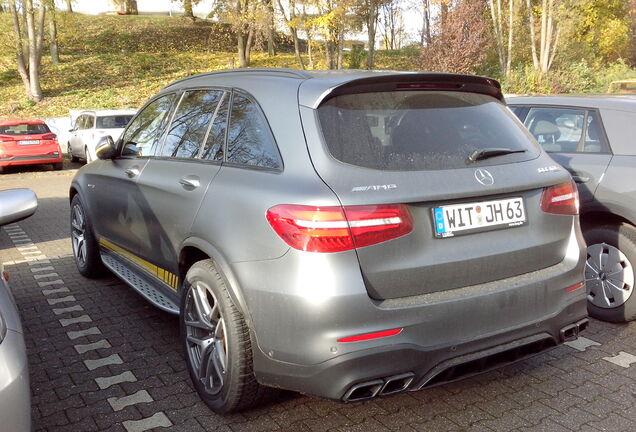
[99,237,178,292]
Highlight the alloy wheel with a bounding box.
[586,242,635,309]
[184,280,228,395]
[71,204,87,267]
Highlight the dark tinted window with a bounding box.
[226,93,281,169]
[317,91,537,171]
[161,90,224,159]
[97,115,134,129]
[201,92,229,161]
[583,111,610,153]
[0,123,50,135]
[121,94,177,157]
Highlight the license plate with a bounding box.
[18,140,40,145]
[433,197,526,238]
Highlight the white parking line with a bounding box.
[84,354,123,371]
[95,371,137,389]
[38,279,64,287]
[67,327,102,340]
[75,339,112,354]
[42,287,70,296]
[59,315,92,327]
[108,390,154,412]
[31,266,55,272]
[122,412,172,432]
[47,295,76,305]
[603,352,636,368]
[565,336,601,352]
[33,273,60,279]
[52,305,84,315]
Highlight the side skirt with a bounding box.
[101,250,179,314]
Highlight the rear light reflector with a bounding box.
[42,133,57,140]
[266,204,413,253]
[338,328,403,343]
[566,281,585,292]
[540,181,579,215]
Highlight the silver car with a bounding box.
[70,69,588,413]
[67,109,136,163]
[0,188,37,431]
[508,96,636,322]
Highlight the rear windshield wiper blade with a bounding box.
[468,148,527,162]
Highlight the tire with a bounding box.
[70,194,104,278]
[584,223,636,322]
[85,147,92,163]
[52,162,63,171]
[180,259,274,413]
[69,144,79,162]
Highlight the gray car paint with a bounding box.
[71,70,588,401]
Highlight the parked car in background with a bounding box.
[508,96,636,322]
[67,109,136,163]
[71,69,588,413]
[0,120,63,173]
[0,188,37,432]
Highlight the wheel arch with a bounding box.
[178,238,253,327]
[580,209,635,230]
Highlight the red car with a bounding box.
[0,119,63,173]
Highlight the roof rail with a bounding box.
[164,68,313,89]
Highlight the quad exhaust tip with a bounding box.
[560,318,589,342]
[343,373,415,402]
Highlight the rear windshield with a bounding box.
[97,115,134,129]
[0,123,50,135]
[317,91,537,171]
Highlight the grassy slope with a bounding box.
[0,13,418,118]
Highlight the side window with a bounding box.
[161,90,224,159]
[201,92,229,161]
[524,107,585,153]
[582,111,610,153]
[75,115,85,130]
[86,115,95,129]
[121,94,177,157]
[226,93,281,169]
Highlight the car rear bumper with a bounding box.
[0,330,31,432]
[1,154,62,167]
[234,221,587,400]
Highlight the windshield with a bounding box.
[0,123,50,135]
[317,91,538,171]
[97,115,134,129]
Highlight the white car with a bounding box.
[67,110,136,163]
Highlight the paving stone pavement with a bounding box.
[1,166,636,432]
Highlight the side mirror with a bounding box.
[95,136,116,160]
[0,189,38,226]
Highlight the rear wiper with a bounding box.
[468,148,527,162]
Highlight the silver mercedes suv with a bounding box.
[69,69,588,413]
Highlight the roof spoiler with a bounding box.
[312,73,504,108]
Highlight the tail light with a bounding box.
[42,133,57,140]
[540,181,579,215]
[266,204,414,253]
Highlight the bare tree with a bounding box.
[380,1,405,49]
[487,0,516,76]
[65,0,73,12]
[359,0,381,69]
[46,0,59,64]
[9,0,47,102]
[526,0,560,74]
[265,0,276,55]
[277,0,305,68]
[420,0,431,45]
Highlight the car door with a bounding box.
[520,106,612,205]
[134,89,228,292]
[82,114,96,158]
[83,93,178,258]
[70,115,85,157]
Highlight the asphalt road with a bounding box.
[1,163,635,432]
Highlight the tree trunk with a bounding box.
[66,0,73,13]
[291,28,305,69]
[506,0,514,76]
[9,0,32,100]
[266,0,276,56]
[49,3,59,64]
[421,0,431,46]
[525,0,539,70]
[125,0,138,15]
[337,23,344,69]
[183,0,194,19]
[365,0,377,69]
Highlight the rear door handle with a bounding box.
[571,175,590,184]
[179,176,200,190]
[124,167,140,178]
